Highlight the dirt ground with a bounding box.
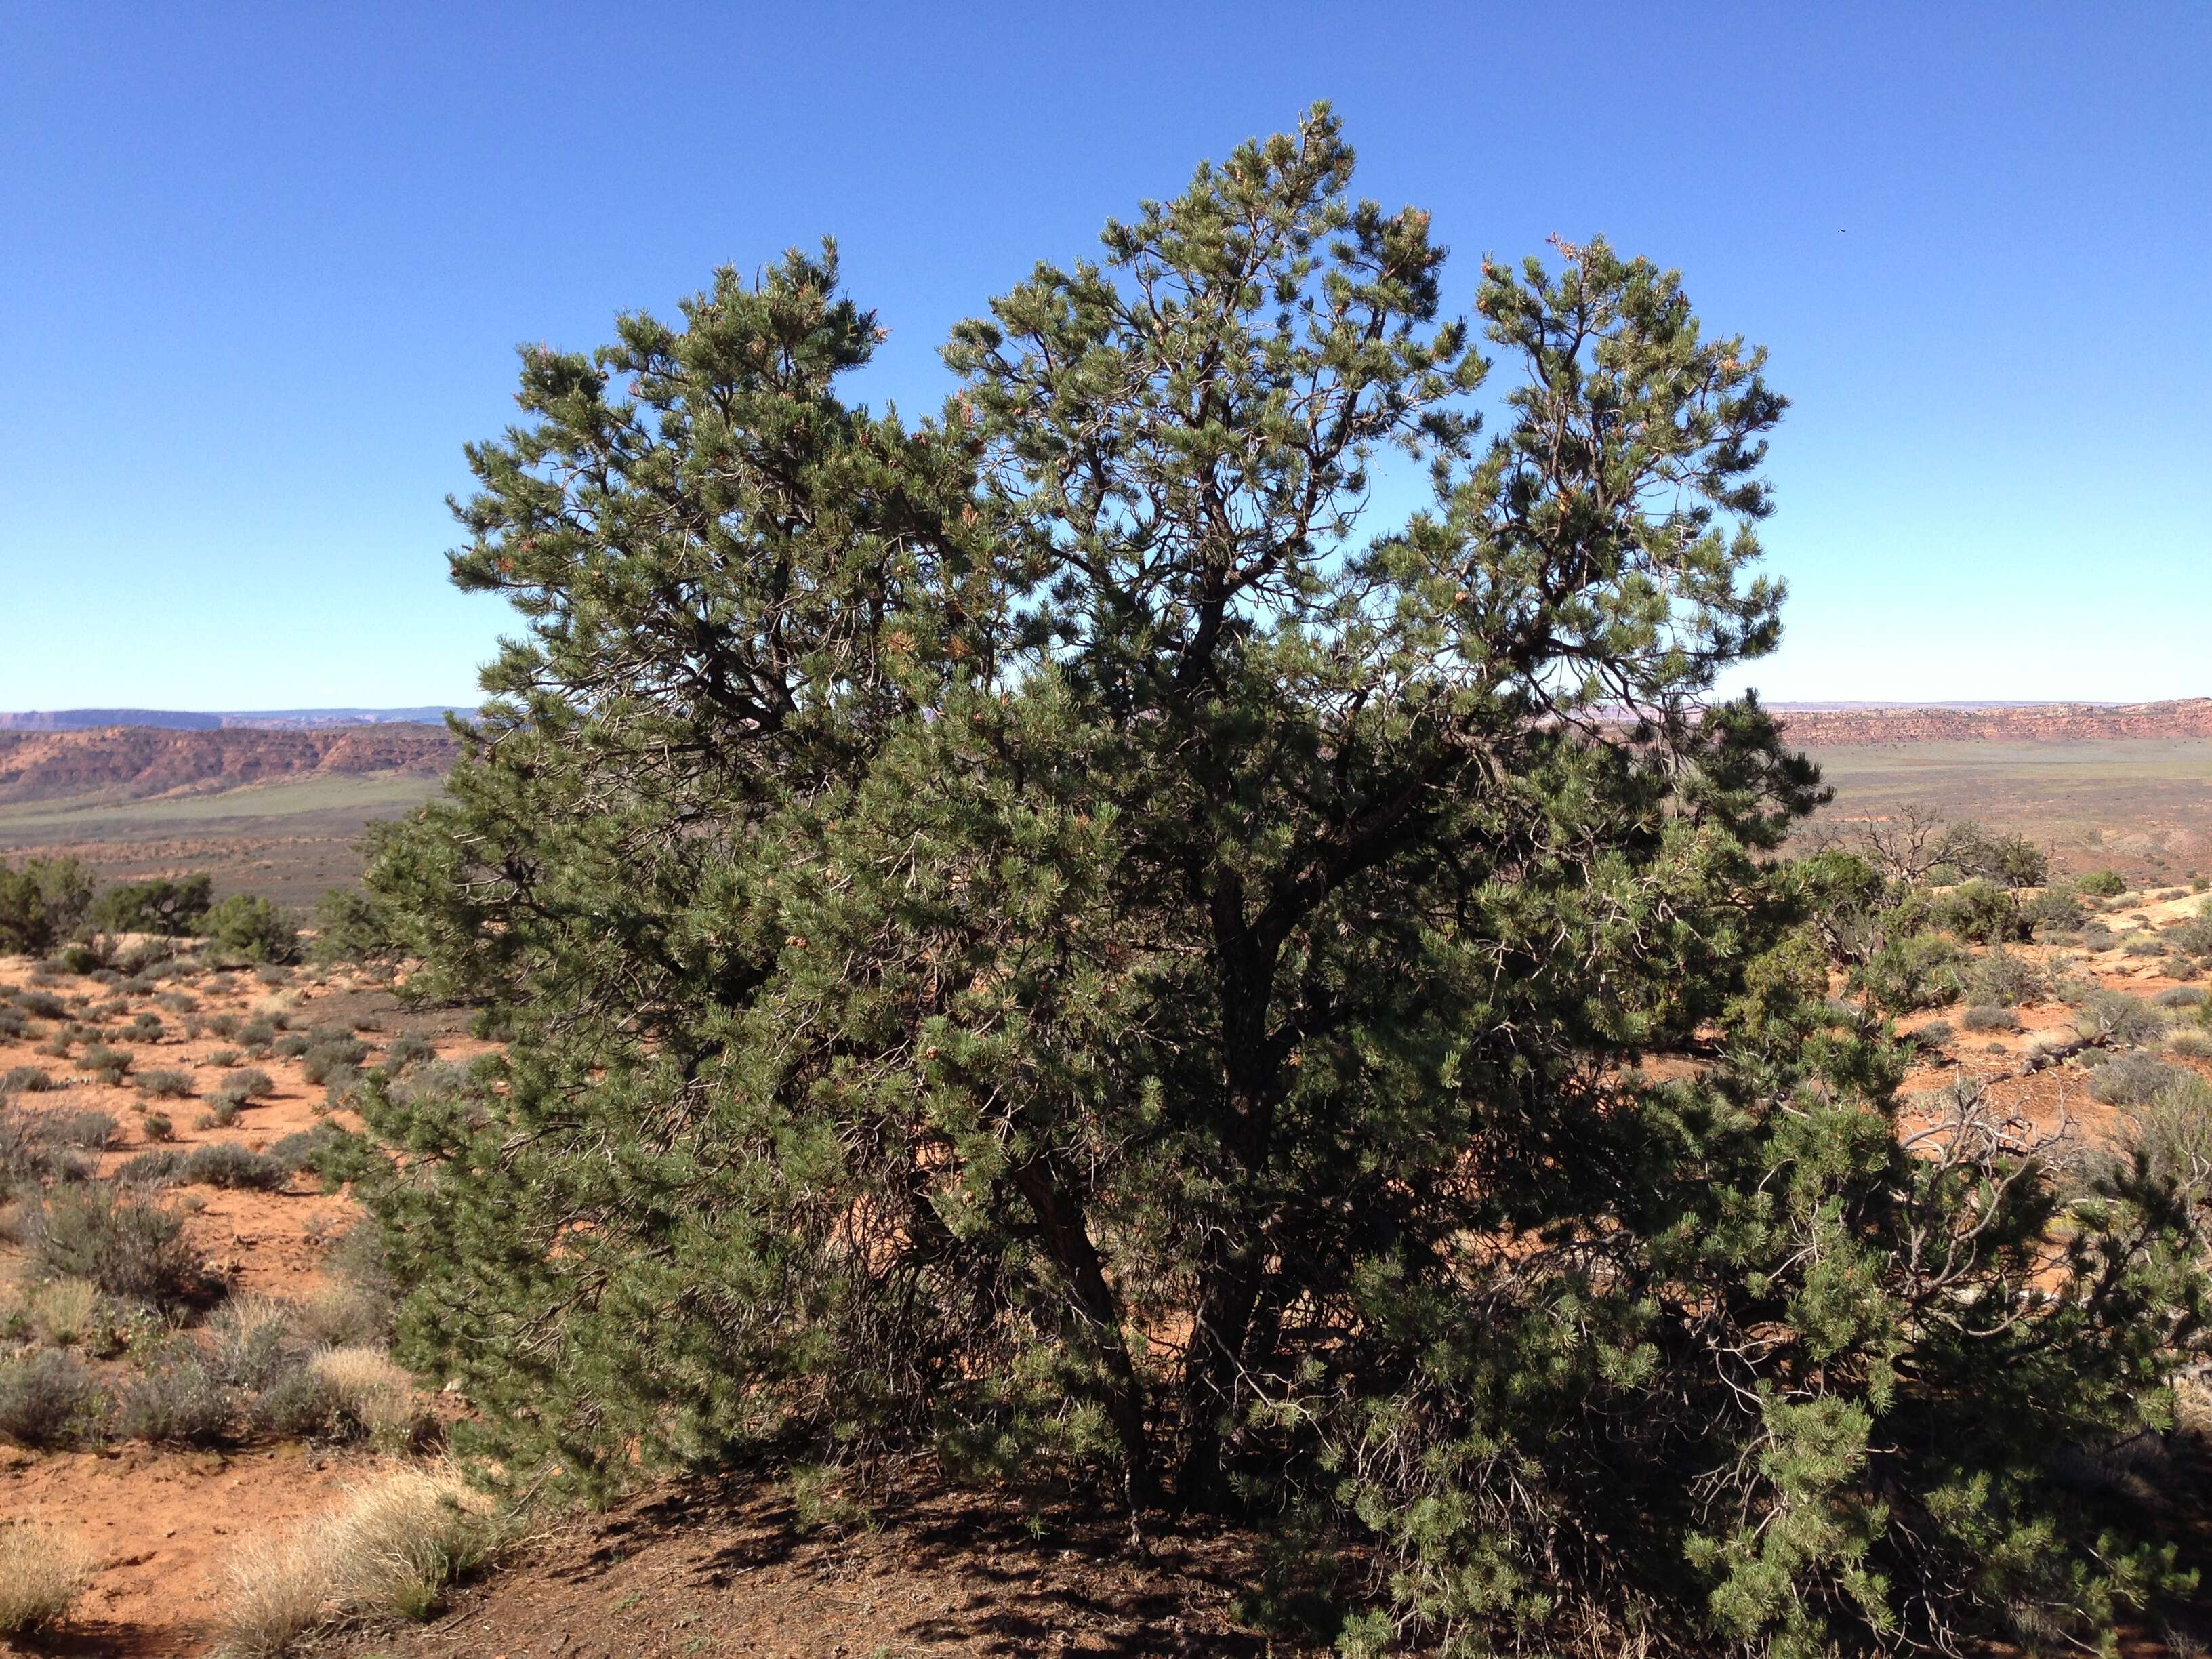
[0,953,481,1656]
[376,1467,1323,1659]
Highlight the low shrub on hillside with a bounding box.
[200,895,300,966]
[1931,878,2026,945]
[2089,1052,2188,1107]
[43,1108,119,1151]
[1961,1005,2020,1033]
[2076,992,2167,1048]
[215,1068,276,1106]
[116,1358,235,1446]
[73,1044,132,1085]
[2078,869,2128,898]
[0,1349,107,1448]
[28,1186,220,1309]
[2171,904,2212,958]
[1853,933,1962,1013]
[0,1066,57,1095]
[115,1148,186,1186]
[302,1036,370,1085]
[136,1068,195,1099]
[1963,948,2047,1008]
[182,1143,289,1191]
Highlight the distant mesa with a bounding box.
[0,707,467,731]
[0,722,460,808]
[1774,697,2212,746]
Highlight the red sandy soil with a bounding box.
[377,1465,1322,1659]
[0,952,482,1656]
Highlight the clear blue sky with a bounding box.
[3,2,2205,710]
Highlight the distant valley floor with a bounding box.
[1800,738,2212,881]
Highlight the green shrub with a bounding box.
[2155,985,2205,1009]
[1960,1004,2020,1033]
[11,989,68,1021]
[43,1108,119,1151]
[249,1363,342,1438]
[1963,947,2046,1008]
[0,857,95,956]
[271,1033,310,1059]
[2078,869,2128,898]
[116,1359,235,1446]
[2024,886,2084,932]
[2076,992,2167,1048]
[1930,878,2024,945]
[301,1037,370,1085]
[308,886,401,966]
[136,1068,196,1099]
[1853,933,1962,1013]
[2089,1052,2186,1106]
[199,895,300,966]
[0,1066,56,1094]
[182,1144,289,1191]
[1931,821,2047,888]
[89,874,213,937]
[269,1124,348,1174]
[29,1187,219,1309]
[0,1349,107,1448]
[215,1067,276,1105]
[115,1149,185,1185]
[196,1099,240,1130]
[141,1110,175,1143]
[74,1044,132,1084]
[2171,903,2212,957]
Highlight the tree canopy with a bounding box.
[354,108,2207,1656]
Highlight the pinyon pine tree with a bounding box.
[356,108,2207,1655]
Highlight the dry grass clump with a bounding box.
[26,1275,102,1347]
[216,1466,505,1656]
[0,1519,97,1637]
[310,1345,419,1441]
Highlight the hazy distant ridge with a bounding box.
[0,707,466,731]
[1777,698,2212,745]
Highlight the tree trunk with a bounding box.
[1008,1156,1160,1509]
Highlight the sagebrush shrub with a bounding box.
[30,1186,218,1309]
[74,1044,131,1084]
[183,1143,289,1191]
[0,1349,106,1448]
[1964,947,2047,1008]
[216,1067,276,1105]
[2089,1052,2186,1107]
[116,1359,235,1446]
[2076,992,2167,1048]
